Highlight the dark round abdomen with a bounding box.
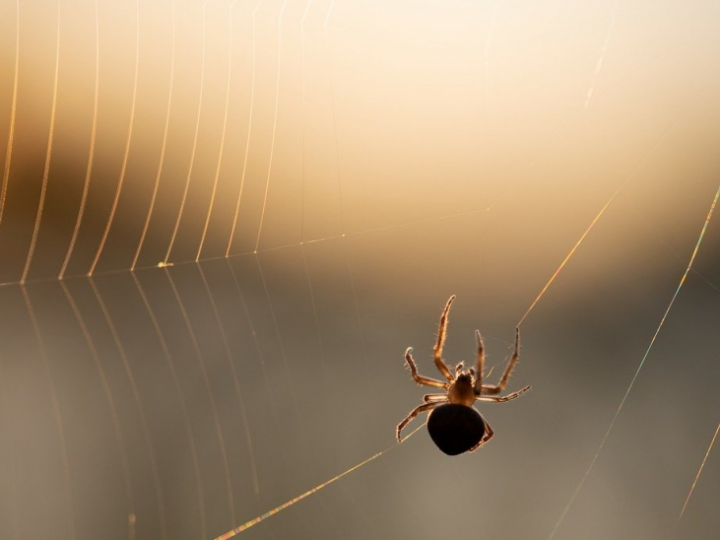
[427,403,485,456]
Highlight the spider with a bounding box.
[396,295,531,455]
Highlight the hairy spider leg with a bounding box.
[473,329,485,394]
[469,419,494,451]
[475,384,531,403]
[433,295,456,382]
[481,327,520,395]
[423,394,449,403]
[397,402,438,442]
[405,348,449,390]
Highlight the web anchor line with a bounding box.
[675,419,720,534]
[516,188,620,328]
[547,183,720,540]
[673,184,720,533]
[212,423,425,540]
[2,201,514,289]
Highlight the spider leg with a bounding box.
[405,348,449,390]
[473,329,485,395]
[480,327,520,395]
[396,402,438,442]
[423,393,449,403]
[469,418,494,452]
[475,384,531,403]
[433,295,456,382]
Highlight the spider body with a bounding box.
[428,404,485,456]
[447,371,476,406]
[396,295,530,454]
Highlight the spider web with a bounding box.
[1,1,720,540]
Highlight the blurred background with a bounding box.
[1,0,719,539]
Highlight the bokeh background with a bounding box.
[1,0,719,539]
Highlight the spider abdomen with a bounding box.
[427,403,486,456]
